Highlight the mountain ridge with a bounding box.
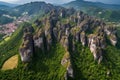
[0,1,18,7]
[63,0,120,22]
[63,0,120,10]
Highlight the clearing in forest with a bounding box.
[1,54,18,70]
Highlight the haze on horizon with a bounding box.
[0,0,120,5]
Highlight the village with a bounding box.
[0,15,30,40]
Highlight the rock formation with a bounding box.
[80,31,87,46]
[19,27,34,63]
[33,28,44,50]
[105,26,117,46]
[110,34,117,46]
[88,34,104,63]
[19,7,118,79]
[61,51,74,80]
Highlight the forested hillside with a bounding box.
[0,1,120,80]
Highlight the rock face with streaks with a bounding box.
[105,26,117,46]
[110,34,117,46]
[80,31,87,46]
[19,27,34,63]
[33,28,44,50]
[88,34,105,63]
[61,51,74,80]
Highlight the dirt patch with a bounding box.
[1,55,18,70]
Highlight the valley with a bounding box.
[0,14,30,43]
[0,0,120,80]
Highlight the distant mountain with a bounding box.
[0,8,20,24]
[64,0,120,10]
[14,2,54,15]
[0,1,18,7]
[63,0,120,22]
[0,5,9,9]
[14,2,62,16]
[0,1,19,24]
[0,1,64,25]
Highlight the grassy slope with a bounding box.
[0,23,24,68]
[70,42,120,80]
[0,42,120,80]
[26,44,66,80]
[0,44,66,80]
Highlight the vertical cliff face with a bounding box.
[19,8,118,79]
[33,28,44,50]
[80,31,87,46]
[105,26,117,46]
[88,34,105,63]
[110,34,117,46]
[19,27,34,63]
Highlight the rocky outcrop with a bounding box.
[19,7,118,79]
[88,33,106,63]
[105,26,117,46]
[110,34,117,46]
[105,26,117,36]
[60,36,69,50]
[33,28,44,50]
[61,51,74,80]
[19,27,34,63]
[80,31,87,46]
[59,9,66,18]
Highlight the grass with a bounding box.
[0,40,5,45]
[1,55,18,70]
[0,22,26,68]
[0,36,11,45]
[4,36,11,41]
